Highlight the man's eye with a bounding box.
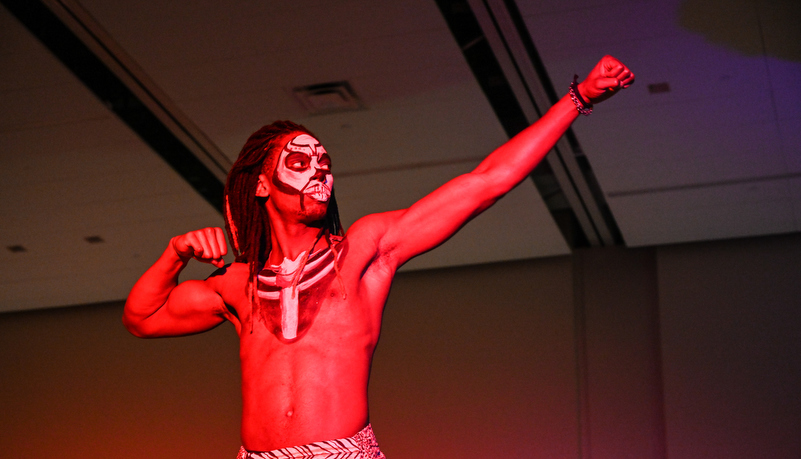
[286,154,310,170]
[318,154,332,170]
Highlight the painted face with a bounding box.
[274,134,332,202]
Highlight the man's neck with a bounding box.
[266,218,324,267]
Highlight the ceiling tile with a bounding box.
[610,178,796,246]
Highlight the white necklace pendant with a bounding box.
[256,240,341,339]
[274,251,305,339]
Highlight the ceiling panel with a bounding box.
[77,0,473,164]
[788,177,801,227]
[779,116,801,173]
[521,0,801,247]
[609,178,798,246]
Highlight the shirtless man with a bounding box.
[124,56,633,458]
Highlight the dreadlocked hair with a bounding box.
[223,121,344,331]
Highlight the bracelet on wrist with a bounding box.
[569,74,592,116]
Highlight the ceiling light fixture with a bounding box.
[648,82,671,94]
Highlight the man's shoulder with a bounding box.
[341,213,392,259]
[209,260,250,276]
[205,261,250,290]
[341,211,407,276]
[345,210,404,242]
[203,261,252,314]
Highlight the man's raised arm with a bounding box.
[123,227,229,338]
[366,56,634,269]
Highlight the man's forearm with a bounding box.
[471,93,580,194]
[470,53,634,197]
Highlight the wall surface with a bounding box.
[372,256,580,458]
[574,247,665,459]
[0,302,242,458]
[658,234,801,459]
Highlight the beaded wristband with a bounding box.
[569,74,592,116]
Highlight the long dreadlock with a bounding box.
[223,121,343,331]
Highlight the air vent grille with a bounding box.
[293,81,363,115]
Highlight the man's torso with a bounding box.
[207,232,394,451]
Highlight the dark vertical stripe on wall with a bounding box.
[572,250,592,458]
[573,247,667,458]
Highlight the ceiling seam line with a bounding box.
[488,0,617,246]
[46,0,233,179]
[2,0,227,212]
[54,0,231,176]
[608,171,801,198]
[479,0,616,246]
[434,0,591,247]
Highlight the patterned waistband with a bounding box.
[237,424,385,459]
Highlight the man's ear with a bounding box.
[255,173,270,197]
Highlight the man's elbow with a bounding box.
[122,314,145,338]
[121,308,158,338]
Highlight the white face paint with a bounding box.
[275,134,332,202]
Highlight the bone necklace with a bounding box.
[256,237,338,339]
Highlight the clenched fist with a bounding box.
[171,227,228,268]
[578,55,635,105]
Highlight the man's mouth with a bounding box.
[303,183,331,202]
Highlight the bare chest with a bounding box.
[255,244,352,340]
[219,237,390,345]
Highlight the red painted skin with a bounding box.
[123,56,634,452]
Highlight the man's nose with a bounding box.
[311,168,330,182]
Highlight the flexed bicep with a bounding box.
[124,228,230,338]
[125,278,227,338]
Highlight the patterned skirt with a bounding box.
[237,424,385,459]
